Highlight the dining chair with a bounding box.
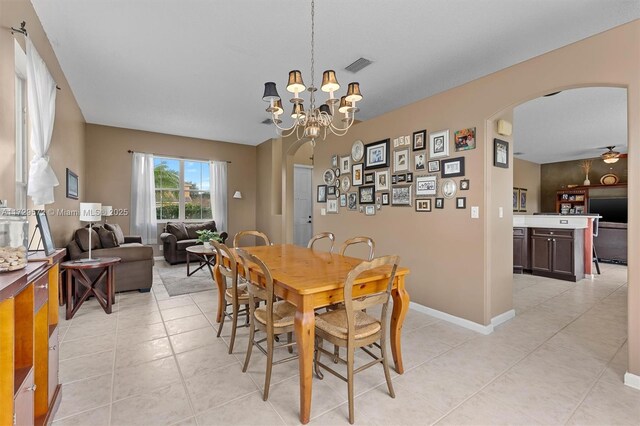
[313,255,399,424]
[210,240,250,353]
[339,236,375,261]
[233,230,271,248]
[236,248,298,401]
[307,232,336,252]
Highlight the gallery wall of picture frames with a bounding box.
[317,126,477,216]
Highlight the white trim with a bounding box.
[624,372,640,390]
[585,273,594,280]
[294,164,314,169]
[491,309,515,328]
[154,256,165,261]
[410,302,493,335]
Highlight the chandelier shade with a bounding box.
[261,0,362,145]
[602,146,620,163]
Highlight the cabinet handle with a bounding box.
[49,345,57,350]
[547,238,551,241]
[26,384,37,392]
[37,284,48,289]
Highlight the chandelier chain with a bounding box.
[310,0,315,109]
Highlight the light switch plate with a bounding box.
[471,206,479,219]
[321,208,326,216]
[499,207,504,218]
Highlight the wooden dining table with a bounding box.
[214,244,410,424]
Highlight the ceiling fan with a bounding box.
[601,146,621,164]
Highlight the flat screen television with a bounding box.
[588,198,627,223]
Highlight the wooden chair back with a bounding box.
[210,240,238,297]
[307,232,336,252]
[236,248,275,334]
[339,236,375,261]
[233,230,271,248]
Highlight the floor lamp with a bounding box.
[78,202,102,262]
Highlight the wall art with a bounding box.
[415,153,426,171]
[435,198,444,209]
[364,172,375,184]
[440,157,465,178]
[365,205,376,216]
[381,192,390,205]
[339,193,347,207]
[460,179,470,190]
[427,160,440,173]
[352,163,363,186]
[429,129,449,159]
[347,192,358,210]
[413,130,426,151]
[317,185,327,202]
[376,170,390,191]
[327,199,339,213]
[365,139,391,170]
[494,138,509,168]
[359,185,375,205]
[351,140,364,162]
[391,184,412,206]
[456,197,467,209]
[340,156,351,175]
[454,127,476,151]
[416,175,437,196]
[323,168,336,185]
[416,199,432,212]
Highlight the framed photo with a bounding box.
[456,197,467,209]
[364,172,375,185]
[340,176,351,193]
[391,185,412,207]
[335,167,341,177]
[327,185,336,196]
[358,185,375,205]
[424,162,437,175]
[317,185,327,202]
[519,188,527,212]
[331,155,338,168]
[416,175,437,196]
[339,193,347,207]
[494,138,509,168]
[435,198,444,209]
[513,188,519,211]
[347,192,358,210]
[391,175,397,185]
[364,139,390,170]
[415,153,426,171]
[323,168,336,185]
[415,199,432,212]
[412,130,426,151]
[406,172,413,183]
[35,210,56,255]
[429,130,449,159]
[364,205,376,216]
[460,179,470,190]
[454,127,476,151]
[376,170,390,191]
[66,168,79,200]
[397,174,406,183]
[394,149,410,172]
[351,140,364,162]
[327,199,338,214]
[352,163,363,186]
[442,179,457,199]
[440,157,465,178]
[381,192,390,205]
[340,156,351,175]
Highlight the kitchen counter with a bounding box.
[513,214,600,230]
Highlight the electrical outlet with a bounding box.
[471,206,479,219]
[159,245,163,252]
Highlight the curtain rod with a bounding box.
[127,150,231,164]
[11,21,62,91]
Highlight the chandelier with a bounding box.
[261,0,362,146]
[601,146,620,164]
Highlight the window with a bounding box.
[15,40,27,210]
[154,157,212,221]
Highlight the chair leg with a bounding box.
[242,319,255,373]
[216,301,227,338]
[228,302,239,354]
[287,331,293,354]
[380,338,396,399]
[333,345,340,363]
[245,304,250,324]
[347,346,355,424]
[593,246,601,275]
[314,336,324,379]
[263,332,274,401]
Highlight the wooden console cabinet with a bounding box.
[0,249,65,426]
[530,228,584,281]
[513,227,530,273]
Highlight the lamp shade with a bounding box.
[80,203,102,222]
[286,70,306,93]
[321,70,340,93]
[233,191,243,199]
[338,96,354,114]
[345,82,362,102]
[291,103,306,120]
[101,205,113,216]
[273,99,284,116]
[318,104,332,116]
[262,82,280,102]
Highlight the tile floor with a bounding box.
[52,261,639,425]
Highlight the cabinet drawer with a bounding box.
[14,368,35,426]
[513,227,526,237]
[531,228,574,239]
[34,274,49,313]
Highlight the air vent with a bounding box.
[261,118,272,125]
[345,57,372,73]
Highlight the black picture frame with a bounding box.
[391,175,398,185]
[327,185,336,196]
[494,138,509,168]
[456,197,467,209]
[381,192,390,205]
[66,168,79,200]
[317,185,327,202]
[35,210,56,255]
[435,198,444,209]
[412,130,427,151]
[364,139,391,170]
[397,174,406,183]
[415,199,432,212]
[460,179,470,190]
[427,160,440,173]
[364,172,375,184]
[406,173,413,183]
[358,185,375,205]
[440,157,465,178]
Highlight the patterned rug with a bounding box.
[156,260,216,296]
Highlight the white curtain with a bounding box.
[210,161,228,232]
[26,37,58,206]
[130,153,158,244]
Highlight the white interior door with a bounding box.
[294,165,313,247]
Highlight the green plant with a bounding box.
[196,229,223,244]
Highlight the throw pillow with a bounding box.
[166,222,188,240]
[97,227,119,248]
[75,228,101,252]
[104,223,125,245]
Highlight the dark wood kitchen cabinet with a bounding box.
[530,228,584,281]
[513,227,530,273]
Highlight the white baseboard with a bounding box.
[154,256,164,261]
[585,273,594,280]
[624,371,640,390]
[491,309,515,328]
[409,302,516,335]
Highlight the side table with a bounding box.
[185,245,217,277]
[61,257,121,319]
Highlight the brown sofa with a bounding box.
[66,223,154,292]
[160,221,228,265]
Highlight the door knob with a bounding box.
[307,220,312,224]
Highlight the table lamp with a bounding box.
[79,202,102,262]
[101,205,113,223]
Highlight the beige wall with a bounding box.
[0,0,86,246]
[84,124,257,245]
[513,158,541,214]
[257,20,640,377]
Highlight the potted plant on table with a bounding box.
[196,229,223,249]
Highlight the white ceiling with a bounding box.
[513,87,628,164]
[31,0,640,146]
